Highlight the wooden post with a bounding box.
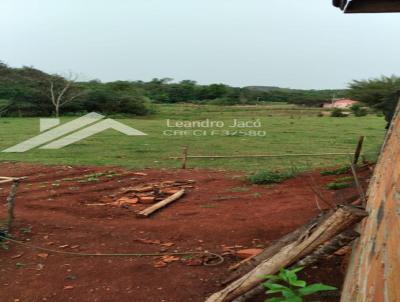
[353,136,365,164]
[6,180,21,234]
[181,146,188,169]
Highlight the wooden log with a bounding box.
[205,206,367,302]
[137,189,185,217]
[232,229,360,302]
[224,215,326,284]
[294,229,359,267]
[0,177,19,184]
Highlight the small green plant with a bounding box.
[262,267,337,302]
[249,170,296,185]
[20,226,32,234]
[62,171,119,183]
[320,165,350,176]
[326,181,352,190]
[325,175,354,190]
[335,176,353,183]
[15,262,27,269]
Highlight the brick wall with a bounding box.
[341,102,400,301]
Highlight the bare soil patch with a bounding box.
[0,162,371,302]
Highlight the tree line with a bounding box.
[0,63,346,117]
[0,62,398,122]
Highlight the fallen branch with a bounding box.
[0,177,19,184]
[137,189,185,218]
[205,206,367,302]
[294,229,359,267]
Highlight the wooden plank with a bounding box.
[137,189,185,217]
[0,177,25,184]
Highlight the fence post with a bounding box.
[353,136,365,164]
[6,180,21,234]
[181,146,188,169]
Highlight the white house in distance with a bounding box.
[323,98,358,109]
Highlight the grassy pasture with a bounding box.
[0,104,386,172]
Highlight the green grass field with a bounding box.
[0,104,387,172]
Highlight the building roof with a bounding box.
[333,0,400,13]
[334,99,357,103]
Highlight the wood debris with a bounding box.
[104,180,194,210]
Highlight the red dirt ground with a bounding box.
[0,162,371,302]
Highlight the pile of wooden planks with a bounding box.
[109,180,194,217]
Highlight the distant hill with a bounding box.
[246,85,346,94]
[244,86,348,106]
[245,86,284,92]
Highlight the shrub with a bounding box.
[326,180,352,190]
[320,165,350,176]
[350,104,368,117]
[83,89,150,115]
[249,170,296,184]
[330,108,347,117]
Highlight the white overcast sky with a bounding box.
[1,0,399,89]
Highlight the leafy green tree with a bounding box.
[348,76,400,125]
[0,64,52,116]
[82,88,149,115]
